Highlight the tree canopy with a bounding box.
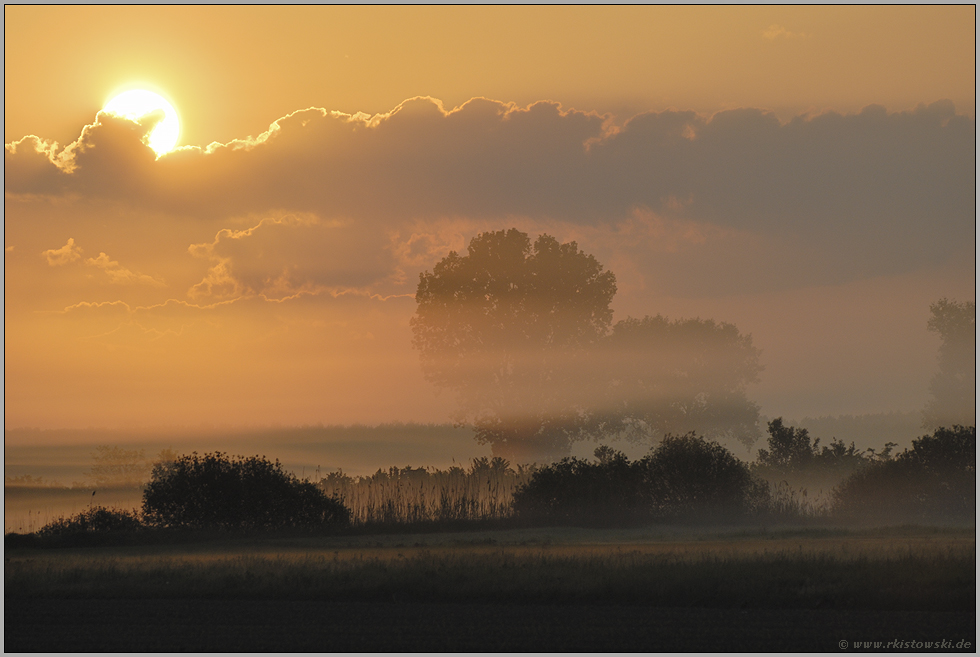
[411,229,617,461]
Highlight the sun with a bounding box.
[103,89,180,156]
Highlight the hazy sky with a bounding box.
[4,6,976,432]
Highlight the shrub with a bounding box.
[37,506,142,537]
[833,425,976,523]
[512,447,648,526]
[513,436,768,526]
[142,452,350,530]
[641,433,768,521]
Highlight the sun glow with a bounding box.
[103,89,180,156]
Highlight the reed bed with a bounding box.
[316,457,535,525]
[764,481,833,521]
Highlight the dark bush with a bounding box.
[641,433,768,521]
[4,532,40,549]
[37,506,143,537]
[833,425,976,523]
[142,452,351,530]
[513,436,767,526]
[512,447,648,526]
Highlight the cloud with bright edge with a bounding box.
[85,252,166,287]
[42,238,83,266]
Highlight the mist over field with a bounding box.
[3,412,929,483]
[4,424,486,483]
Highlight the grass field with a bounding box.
[5,524,974,651]
[7,525,974,607]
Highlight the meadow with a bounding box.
[6,525,975,607]
[5,525,975,651]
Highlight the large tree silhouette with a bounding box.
[922,298,976,430]
[412,228,764,461]
[411,229,617,462]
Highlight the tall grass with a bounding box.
[317,457,535,525]
[765,481,832,522]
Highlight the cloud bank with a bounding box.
[7,96,972,294]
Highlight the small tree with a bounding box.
[922,299,976,430]
[754,418,875,497]
[756,418,816,471]
[142,452,350,530]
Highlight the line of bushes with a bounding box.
[512,424,974,527]
[7,424,973,548]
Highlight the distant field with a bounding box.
[6,525,975,650]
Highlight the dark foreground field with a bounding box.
[5,526,975,652]
[7,599,975,652]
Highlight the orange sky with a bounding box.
[6,6,975,148]
[4,6,976,435]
